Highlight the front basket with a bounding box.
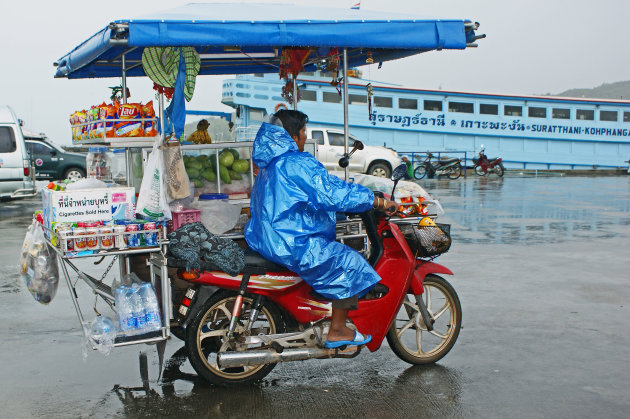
[399,223,451,258]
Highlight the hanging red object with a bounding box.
[279,48,311,80]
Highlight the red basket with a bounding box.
[168,209,201,233]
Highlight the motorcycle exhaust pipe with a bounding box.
[218,347,335,368]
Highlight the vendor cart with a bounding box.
[50,2,483,371]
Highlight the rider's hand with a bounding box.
[383,199,399,216]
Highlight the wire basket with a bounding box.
[399,223,451,258]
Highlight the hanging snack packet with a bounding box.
[69,112,79,141]
[77,110,88,140]
[105,103,117,138]
[93,103,107,139]
[89,106,100,139]
[143,101,157,137]
[115,103,145,137]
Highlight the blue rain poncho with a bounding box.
[244,123,380,300]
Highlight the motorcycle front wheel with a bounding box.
[414,165,428,179]
[185,291,284,385]
[474,165,486,176]
[494,164,505,177]
[386,274,461,365]
[446,164,462,179]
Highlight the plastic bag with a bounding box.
[164,143,191,200]
[65,178,109,191]
[136,140,172,220]
[193,199,240,234]
[83,315,116,356]
[19,220,59,305]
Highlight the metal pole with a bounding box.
[121,53,128,104]
[342,48,349,181]
[293,75,298,110]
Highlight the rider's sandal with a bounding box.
[324,331,372,349]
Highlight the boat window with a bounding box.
[576,109,594,120]
[235,92,251,98]
[254,85,268,91]
[424,100,443,112]
[328,132,355,147]
[271,96,284,102]
[349,94,367,105]
[310,130,325,145]
[504,105,522,117]
[374,96,393,108]
[449,102,474,113]
[253,94,268,100]
[624,112,630,123]
[301,90,317,101]
[235,83,250,89]
[552,108,571,119]
[398,98,417,110]
[0,127,16,153]
[480,104,498,115]
[599,110,617,122]
[323,92,341,103]
[528,107,547,118]
[249,109,266,121]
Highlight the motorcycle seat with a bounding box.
[244,249,287,272]
[487,157,500,163]
[438,158,460,165]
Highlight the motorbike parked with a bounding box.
[173,164,461,385]
[472,146,504,177]
[413,152,462,180]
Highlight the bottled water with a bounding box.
[139,283,162,332]
[130,284,147,334]
[115,286,135,334]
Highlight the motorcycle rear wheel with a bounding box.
[414,165,428,179]
[446,164,462,179]
[386,274,461,365]
[474,165,486,176]
[185,291,284,385]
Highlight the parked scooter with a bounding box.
[472,146,504,177]
[173,164,461,385]
[413,152,462,180]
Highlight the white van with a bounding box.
[0,105,36,199]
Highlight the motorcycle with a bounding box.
[413,152,462,180]
[172,164,461,385]
[472,146,504,177]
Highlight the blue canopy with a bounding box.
[54,3,482,79]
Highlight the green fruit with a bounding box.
[202,169,217,182]
[219,150,234,168]
[202,160,212,169]
[228,148,240,161]
[232,159,250,173]
[197,154,209,161]
[193,179,204,188]
[229,170,242,180]
[188,160,203,170]
[219,165,232,184]
[186,167,200,179]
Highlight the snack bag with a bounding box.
[70,112,79,141]
[93,103,107,139]
[77,110,88,140]
[88,106,100,139]
[143,101,157,137]
[105,103,117,138]
[115,103,144,137]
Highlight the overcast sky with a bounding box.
[2,0,629,145]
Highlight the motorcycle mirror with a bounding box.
[391,164,408,181]
[353,140,365,151]
[338,156,349,168]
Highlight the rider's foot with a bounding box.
[326,325,357,342]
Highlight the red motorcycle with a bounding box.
[172,165,461,385]
[472,146,505,177]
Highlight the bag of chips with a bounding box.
[115,103,144,137]
[143,101,157,137]
[105,103,117,138]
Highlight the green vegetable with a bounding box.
[232,159,250,173]
[219,150,234,168]
[202,169,217,182]
[188,160,203,170]
[186,167,200,179]
[228,148,240,161]
[219,165,232,184]
[229,170,242,180]
[202,160,212,169]
[193,179,205,188]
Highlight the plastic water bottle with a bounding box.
[115,287,134,334]
[139,283,162,332]
[129,284,147,334]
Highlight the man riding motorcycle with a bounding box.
[244,110,398,348]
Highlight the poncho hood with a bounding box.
[252,123,298,169]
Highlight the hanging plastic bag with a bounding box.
[83,315,116,356]
[19,220,60,305]
[163,142,191,200]
[136,139,172,220]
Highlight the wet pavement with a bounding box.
[1,174,629,418]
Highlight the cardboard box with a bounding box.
[42,187,136,231]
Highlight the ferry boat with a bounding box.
[221,71,630,170]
